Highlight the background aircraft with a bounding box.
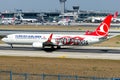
[112,12,120,23]
[1,16,17,24]
[58,17,71,25]
[87,12,118,23]
[17,14,38,23]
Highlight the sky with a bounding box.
[0,0,119,13]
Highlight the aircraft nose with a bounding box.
[1,38,7,42]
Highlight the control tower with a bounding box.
[73,6,79,13]
[59,0,67,14]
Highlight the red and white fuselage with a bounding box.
[2,34,105,47]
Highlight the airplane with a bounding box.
[58,17,71,25]
[1,16,17,24]
[112,12,120,23]
[2,14,113,49]
[18,14,38,23]
[87,12,118,23]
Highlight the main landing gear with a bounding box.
[43,42,61,49]
[43,45,61,49]
[10,44,13,48]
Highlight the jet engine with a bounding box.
[32,42,43,48]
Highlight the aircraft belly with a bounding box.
[9,39,38,45]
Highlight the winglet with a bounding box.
[47,33,53,42]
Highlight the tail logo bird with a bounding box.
[96,22,108,36]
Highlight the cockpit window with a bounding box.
[4,36,8,38]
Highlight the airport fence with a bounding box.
[0,70,120,80]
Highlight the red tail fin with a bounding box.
[113,11,118,18]
[85,14,113,36]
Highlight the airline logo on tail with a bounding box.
[85,14,113,37]
[95,14,113,36]
[96,22,108,36]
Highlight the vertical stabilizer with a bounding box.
[85,14,113,36]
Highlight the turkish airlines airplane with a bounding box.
[58,17,71,25]
[2,14,113,49]
[112,12,120,23]
[1,16,17,25]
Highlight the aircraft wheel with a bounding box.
[57,46,61,49]
[51,46,54,49]
[42,44,45,49]
[10,44,13,48]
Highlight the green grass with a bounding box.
[92,35,120,47]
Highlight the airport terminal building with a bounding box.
[0,10,109,22]
[0,5,116,25]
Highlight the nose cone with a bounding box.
[1,38,7,42]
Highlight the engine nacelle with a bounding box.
[32,42,43,48]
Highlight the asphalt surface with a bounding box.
[0,44,120,60]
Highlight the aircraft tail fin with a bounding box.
[113,11,118,18]
[85,14,113,37]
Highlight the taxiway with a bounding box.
[0,44,119,60]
